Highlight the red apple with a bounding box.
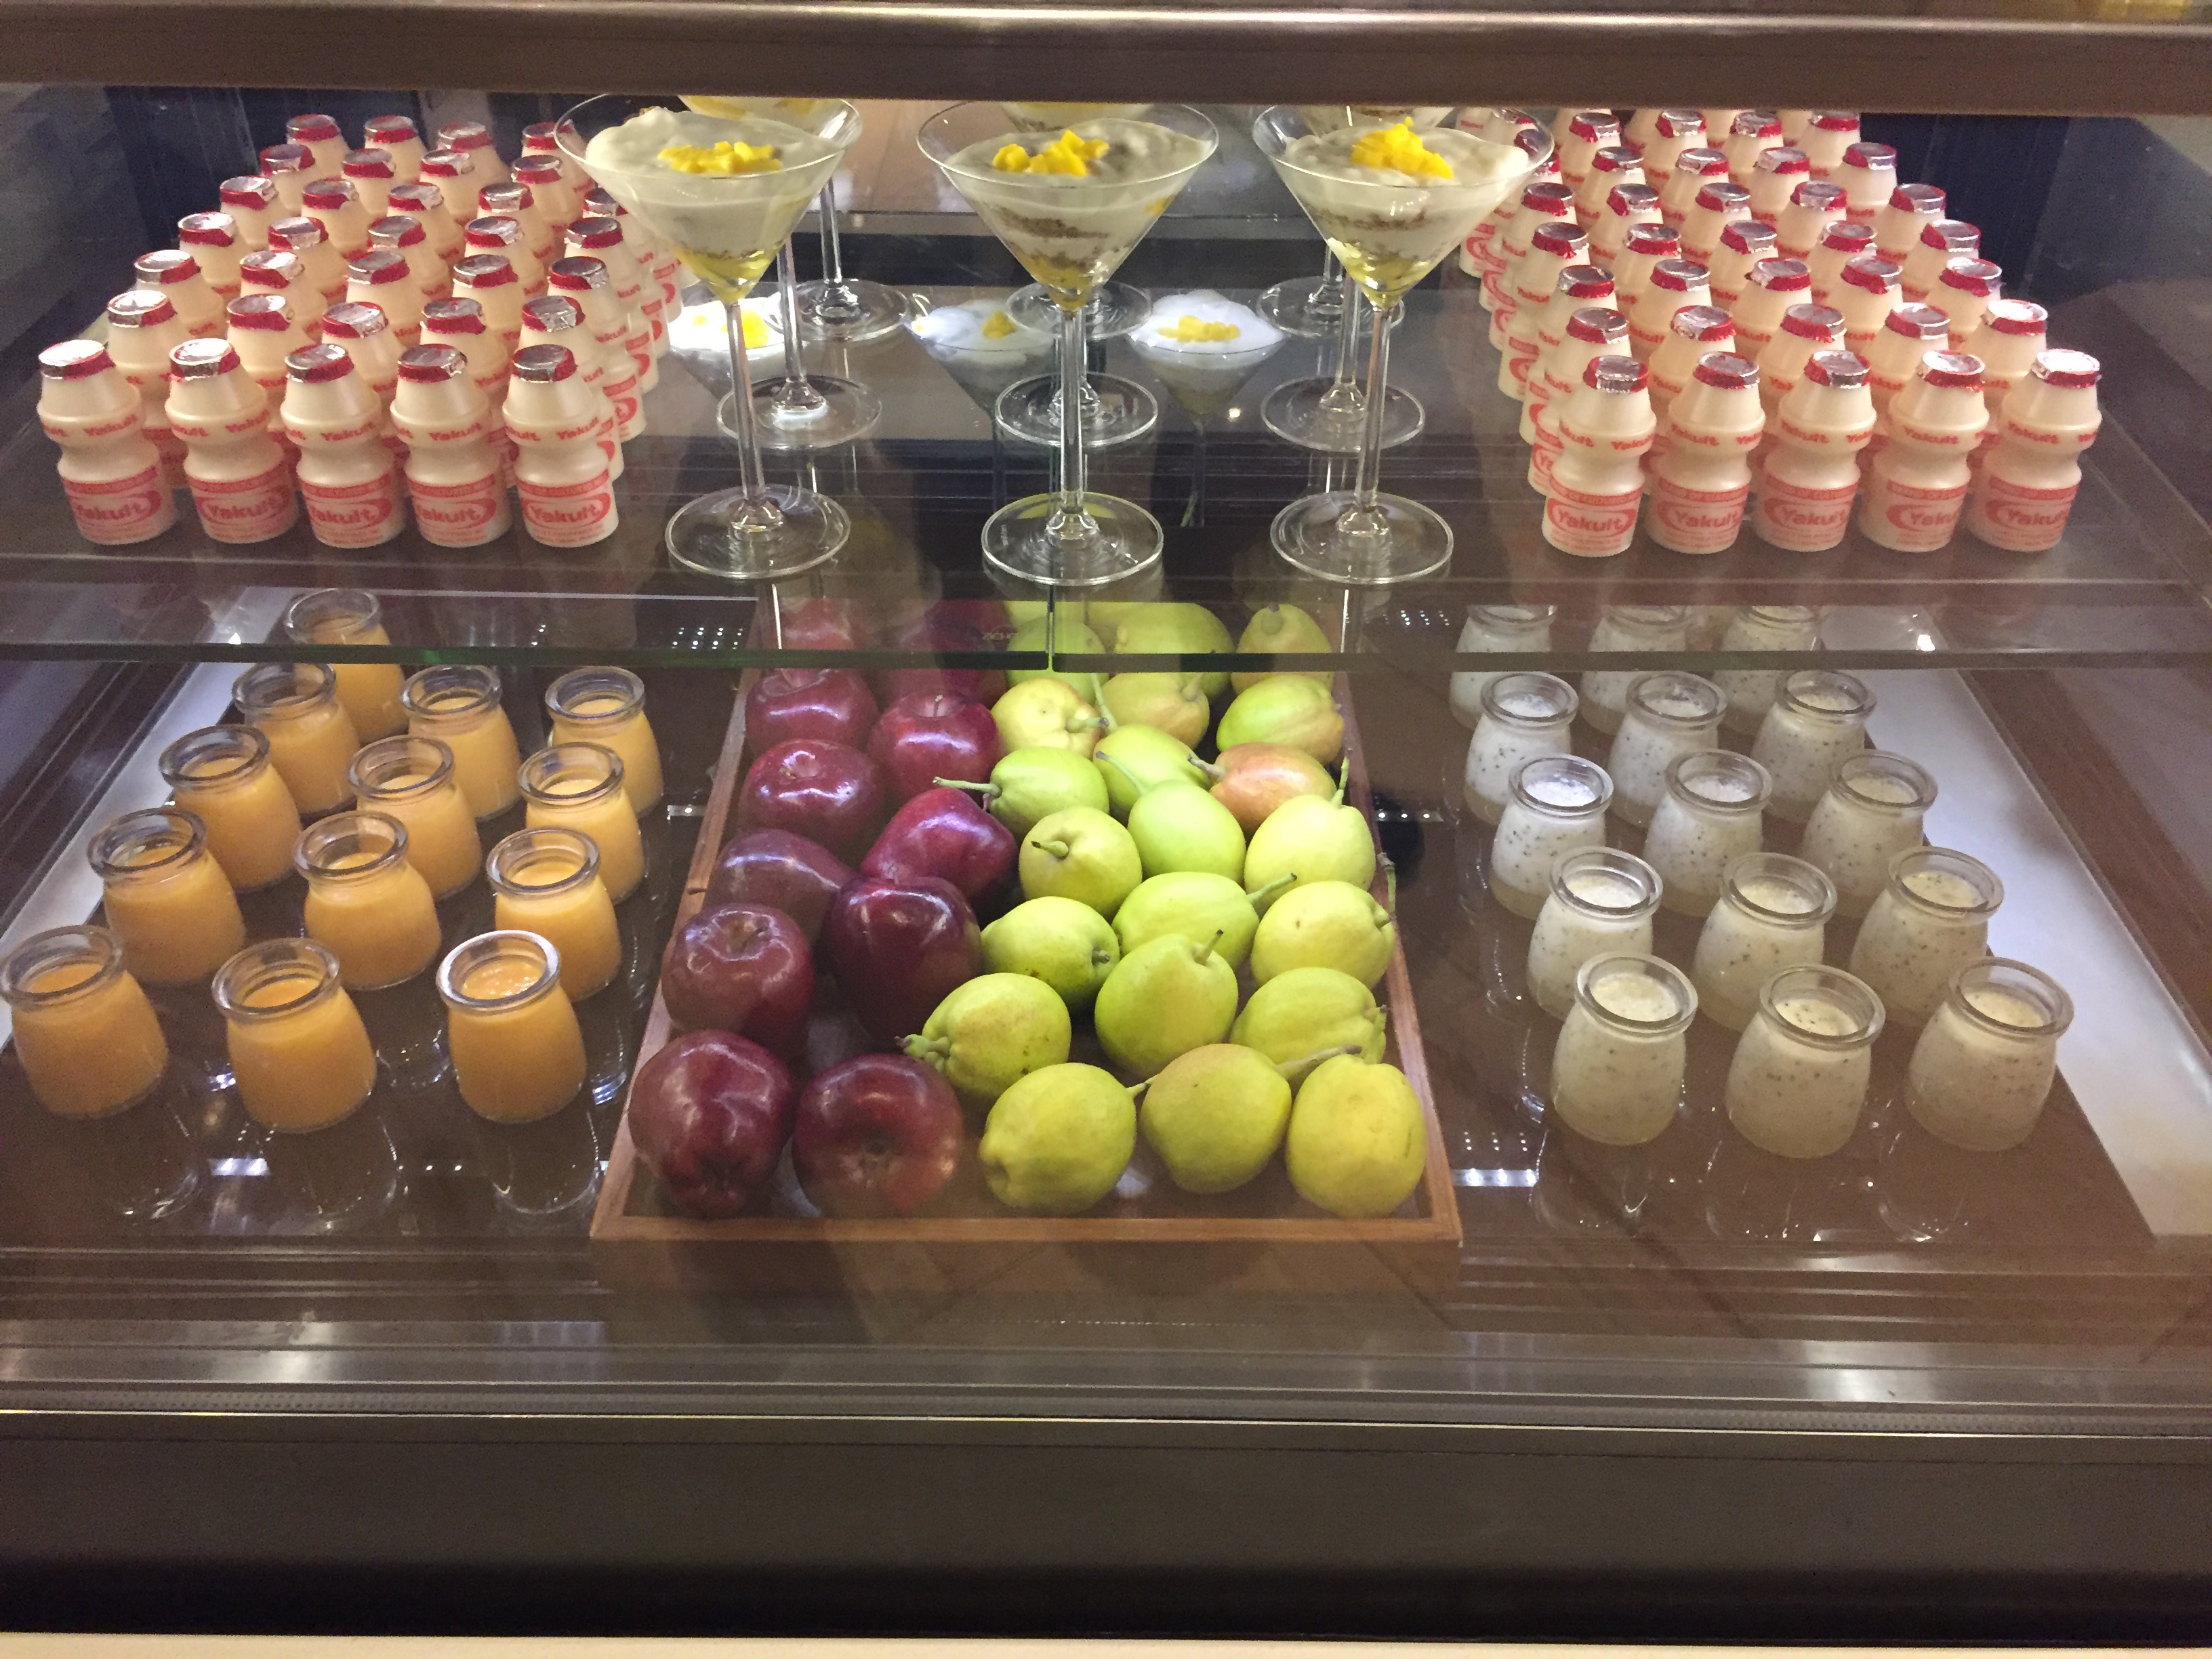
[659,902,815,1058]
[930,597,1014,644]
[629,1030,796,1218]
[794,1053,965,1217]
[820,875,983,1044]
[705,830,855,944]
[778,597,869,653]
[745,668,878,760]
[866,693,1002,801]
[874,614,1008,707]
[735,738,888,865]
[862,786,1015,905]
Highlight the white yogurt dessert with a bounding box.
[1463,670,1578,824]
[1906,957,2072,1151]
[1550,951,1697,1146]
[1580,605,1691,736]
[1001,102,1155,132]
[1528,847,1662,1019]
[1127,290,1284,415]
[1714,605,1821,734]
[1750,667,1877,821]
[665,295,785,377]
[1692,851,1837,1030]
[1723,964,1885,1159]
[1449,603,1555,728]
[908,295,1052,402]
[1606,670,1727,827]
[1642,748,1771,916]
[1847,845,2004,1024]
[1797,750,1938,917]
[1490,754,1613,919]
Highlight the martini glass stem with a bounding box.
[1321,263,1364,415]
[1049,297,1099,544]
[1315,248,1344,321]
[1348,295,1397,526]
[722,297,780,522]
[772,242,825,416]
[815,182,860,316]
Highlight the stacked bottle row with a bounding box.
[1457,106,2103,560]
[40,112,684,551]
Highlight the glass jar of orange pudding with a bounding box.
[546,666,663,811]
[89,806,247,985]
[296,811,444,989]
[232,661,361,815]
[212,938,377,1132]
[402,664,523,819]
[1,924,169,1119]
[159,724,302,891]
[438,930,587,1124]
[348,735,485,899]
[487,827,620,1001]
[519,742,644,902]
[285,587,407,742]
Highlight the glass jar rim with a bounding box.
[233,661,339,719]
[1479,670,1578,729]
[545,664,645,724]
[0,924,128,1010]
[1736,603,1820,628]
[89,806,208,882]
[1664,747,1771,813]
[1467,602,1556,629]
[1755,963,1885,1050]
[486,825,602,898]
[1830,750,1938,815]
[1548,846,1662,918]
[1509,753,1612,818]
[1721,851,1837,926]
[1775,666,1877,723]
[1945,956,2073,1040]
[295,809,411,883]
[401,662,502,722]
[283,586,384,645]
[1626,670,1727,729]
[212,937,343,1023]
[159,723,272,792]
[349,734,457,800]
[1572,950,1697,1037]
[1884,844,2003,918]
[518,741,626,808]
[437,928,563,1012]
[1597,602,1689,633]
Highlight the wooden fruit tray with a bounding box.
[589,667,1460,1286]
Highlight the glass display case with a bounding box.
[2,7,2212,1636]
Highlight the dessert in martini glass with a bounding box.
[561,95,860,579]
[921,104,1216,585]
[1256,108,1543,582]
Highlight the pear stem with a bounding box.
[1246,872,1297,906]
[1380,853,1397,916]
[1275,1042,1364,1084]
[1030,838,1071,859]
[1187,757,1225,782]
[1197,927,1225,965]
[935,778,1001,802]
[1097,752,1144,794]
[1332,758,1351,807]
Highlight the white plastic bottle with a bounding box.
[518,295,621,480]
[1753,350,1875,552]
[481,180,557,277]
[268,216,348,306]
[1807,220,1876,307]
[258,143,312,214]
[419,150,482,226]
[1832,142,1898,224]
[371,213,448,300]
[600,194,680,329]
[1873,182,1946,264]
[1835,254,1903,356]
[319,301,403,428]
[1503,220,1590,396]
[506,344,617,548]
[1659,148,1729,229]
[1747,146,1810,224]
[37,340,176,544]
[165,338,297,543]
[1860,351,1988,552]
[1866,303,1953,438]
[514,156,582,241]
[1725,111,1785,188]
[1966,349,2102,553]
[1779,111,1814,145]
[1680,180,1751,265]
[437,121,510,187]
[1706,218,1778,310]
[422,297,516,484]
[1775,179,1847,262]
[220,175,282,253]
[565,218,658,388]
[1557,110,1622,196]
[341,148,397,220]
[346,249,424,345]
[1650,352,1763,554]
[1961,298,2049,476]
[451,253,525,352]
[1488,182,1576,343]
[1610,222,1682,320]
[281,343,404,548]
[134,250,223,338]
[363,115,426,182]
[224,293,314,423]
[391,344,512,547]
[1729,257,1812,359]
[1627,257,1711,361]
[1639,110,1706,180]
[1647,304,1736,435]
[286,113,349,180]
[1528,307,1631,494]
[237,247,323,340]
[546,256,644,441]
[102,289,192,491]
[523,119,590,194]
[1590,182,1664,271]
[1543,355,1656,558]
[301,176,372,260]
[1800,112,1862,179]
[1931,255,2003,350]
[178,212,245,302]
[388,181,464,264]
[1572,146,1643,232]
[1756,303,1847,443]
[1901,219,1979,302]
[1465,130,1554,279]
[465,215,544,298]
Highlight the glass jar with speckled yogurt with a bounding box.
[1579,605,1690,736]
[1549,952,1697,1146]
[1463,672,1577,825]
[1723,964,1885,1159]
[1691,852,1837,1030]
[1906,958,2072,1151]
[1448,604,1556,729]
[1749,668,1877,821]
[1490,754,1613,919]
[1641,749,1771,916]
[1714,605,1821,735]
[1527,847,1662,1019]
[1605,671,1727,827]
[1847,845,2004,1025]
[1797,751,1938,917]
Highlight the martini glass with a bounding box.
[1255,106,1545,583]
[792,176,912,344]
[562,94,861,580]
[1127,291,1283,527]
[922,103,1217,585]
[719,237,882,450]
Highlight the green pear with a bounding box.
[1231,966,1387,1067]
[979,1061,1136,1214]
[1231,605,1333,693]
[941,747,1109,838]
[1112,871,1286,970]
[1124,779,1246,882]
[1249,879,1395,987]
[1110,602,1234,698]
[981,896,1120,1010]
[1092,723,1207,817]
[1242,781,1376,908]
[1100,672,1210,746]
[1138,1042,1359,1194]
[905,972,1072,1109]
[1007,614,1108,695]
[1019,806,1142,918]
[992,679,1104,756]
[1093,933,1238,1077]
[1082,599,1147,647]
[1285,1056,1427,1218]
[1216,674,1345,765]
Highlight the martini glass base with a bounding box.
[1271,489,1453,586]
[982,490,1164,587]
[1006,281,1149,340]
[668,485,851,581]
[1261,376,1425,452]
[996,373,1158,449]
[1257,275,1344,339]
[720,376,883,451]
[793,278,911,344]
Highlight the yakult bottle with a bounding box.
[1836,254,1903,355]
[1591,183,1663,270]
[1730,257,1811,357]
[1650,352,1763,554]
[1612,222,1682,319]
[546,257,644,441]
[1543,355,1656,558]
[466,215,544,297]
[239,249,323,341]
[1775,180,1847,262]
[135,251,222,339]
[1961,298,2048,475]
[1622,110,1665,155]
[1557,112,1621,194]
[451,253,524,352]
[437,121,510,188]
[419,150,481,220]
[1752,348,1875,552]
[1755,303,1845,472]
[270,216,348,306]
[165,338,297,543]
[1504,220,1590,396]
[178,213,245,301]
[1681,180,1751,265]
[1702,110,1748,142]
[389,181,464,264]
[523,120,589,194]
[1639,111,1707,181]
[514,156,582,241]
[103,290,192,491]
[37,341,176,545]
[480,182,556,276]
[1572,146,1643,231]
[1706,218,1778,310]
[1725,112,1785,187]
[371,214,448,300]
[220,176,282,253]
[1874,183,1947,266]
[342,149,397,221]
[1530,307,1630,495]
[1931,256,2003,349]
[422,298,516,485]
[1866,303,1952,437]
[1833,143,1898,224]
[225,294,313,428]
[1627,258,1711,362]
[1859,350,1988,552]
[519,295,622,480]
[1487,182,1575,337]
[582,192,675,350]
[506,344,617,548]
[1647,304,1736,438]
[1779,111,1814,145]
[1464,130,1555,280]
[1807,221,1876,306]
[259,144,312,214]
[1660,148,1730,229]
[1801,112,1862,180]
[347,251,424,345]
[391,344,511,546]
[1902,219,1978,302]
[1748,147,1811,224]
[319,302,403,432]
[285,113,348,180]
[363,115,426,182]
[302,178,372,260]
[1525,281,1620,443]
[1966,348,2102,553]
[281,344,404,548]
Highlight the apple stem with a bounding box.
[1276,1042,1364,1084]
[935,778,1001,803]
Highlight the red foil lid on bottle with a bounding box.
[226,294,293,331]
[1841,142,1896,173]
[1569,111,1620,143]
[1885,303,1951,341]
[344,149,396,181]
[1789,180,1845,211]
[348,250,409,287]
[1655,109,1704,137]
[135,250,201,287]
[567,217,622,250]
[365,115,421,146]
[268,218,326,252]
[1820,222,1877,255]
[521,295,583,333]
[1749,257,1811,292]
[1673,147,1729,178]
[2033,348,2101,388]
[548,257,612,293]
[1805,348,1870,388]
[1754,147,1810,178]
[1671,304,1735,342]
[480,182,532,217]
[287,113,342,145]
[465,216,523,253]
[1809,111,1862,132]
[420,148,476,182]
[1589,146,1640,177]
[511,343,577,382]
[285,342,354,382]
[1981,297,2049,335]
[1732,111,1783,138]
[582,188,621,217]
[239,251,302,290]
[1920,350,1984,389]
[1606,184,1660,218]
[1625,223,1681,258]
[1557,264,1614,300]
[371,215,426,249]
[422,299,487,335]
[170,339,242,377]
[1513,129,1557,173]
[1720,220,1778,255]
[523,120,577,155]
[107,290,179,327]
[399,344,468,382]
[260,143,311,177]
[1532,222,1588,259]
[179,212,238,248]
[1780,303,1845,340]
[222,176,279,210]
[452,254,518,288]
[1921,218,1980,254]
[388,182,446,216]
[1694,352,1759,389]
[321,302,390,340]
[1890,182,1946,216]
[515,157,562,188]
[1568,306,1631,344]
[1694,182,1751,214]
[1523,181,1574,215]
[1842,254,1902,293]
[1584,353,1649,392]
[438,121,497,155]
[1939,257,2003,297]
[1649,258,1707,293]
[301,178,361,211]
[41,340,114,378]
